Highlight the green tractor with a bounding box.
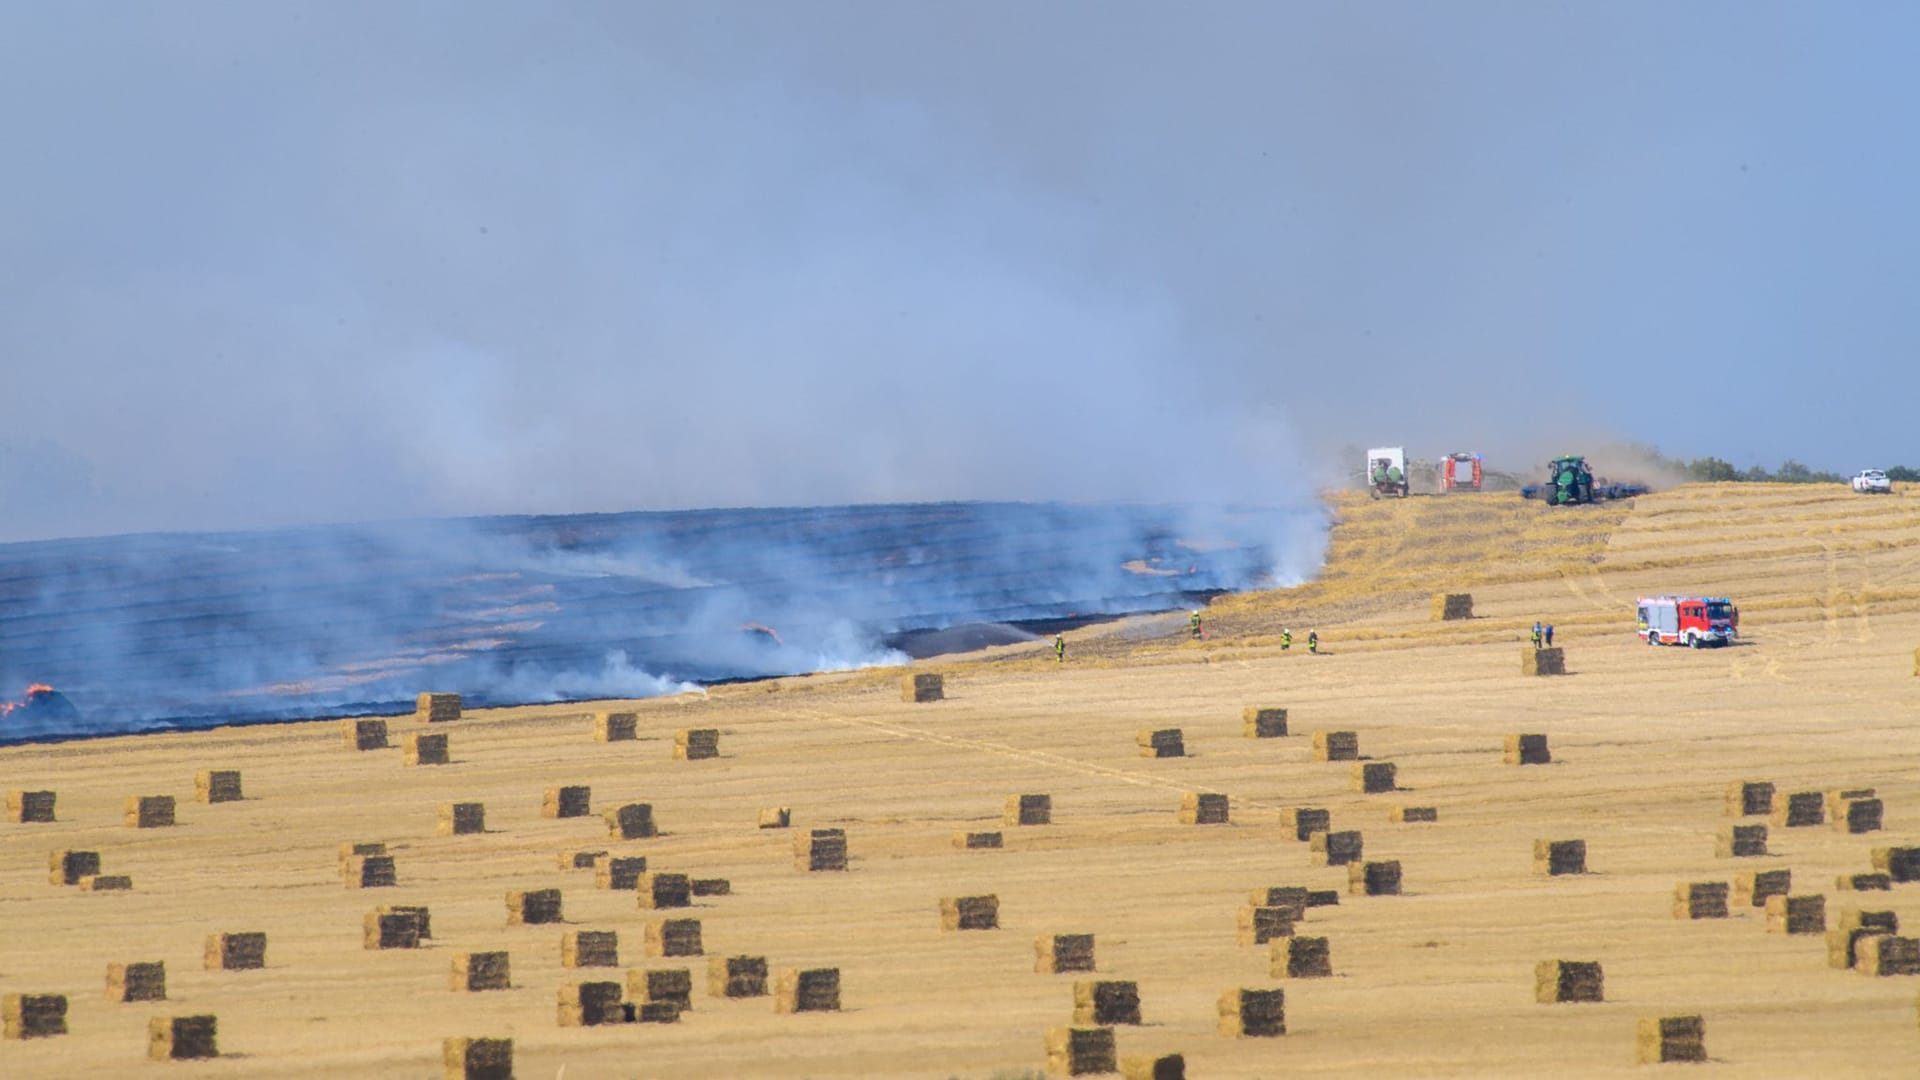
[1541,454,1595,506]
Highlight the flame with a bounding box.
[26,683,53,696]
[1,683,56,717]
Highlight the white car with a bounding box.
[1851,470,1892,494]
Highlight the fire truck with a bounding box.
[1636,596,1739,648]
[1439,452,1483,492]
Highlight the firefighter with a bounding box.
[1281,628,1291,651]
[1531,622,1542,649]
[1189,610,1203,640]
[1307,629,1319,655]
[1545,624,1555,647]
[1054,633,1066,664]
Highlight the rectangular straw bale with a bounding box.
[7,789,56,823]
[1271,936,1332,978]
[1503,733,1550,765]
[594,711,637,742]
[1732,869,1791,908]
[1837,799,1884,834]
[706,955,769,998]
[1715,823,1768,858]
[439,802,485,835]
[1672,882,1730,919]
[774,968,841,1013]
[342,718,388,750]
[1045,1025,1119,1073]
[673,728,720,760]
[506,888,563,925]
[1634,1016,1706,1064]
[556,981,626,1026]
[404,733,449,766]
[1857,935,1920,977]
[758,806,791,829]
[1828,913,1897,969]
[561,849,608,870]
[901,672,943,702]
[3,994,68,1039]
[1217,988,1285,1037]
[543,785,591,818]
[1237,905,1299,945]
[1826,788,1877,819]
[1305,889,1341,907]
[147,1015,216,1060]
[1072,980,1141,1025]
[643,919,703,957]
[194,770,242,803]
[338,841,385,869]
[1006,793,1052,826]
[1838,872,1893,891]
[1251,886,1311,908]
[794,828,848,871]
[49,849,100,885]
[1284,807,1330,841]
[1137,728,1185,758]
[1312,829,1363,866]
[1765,893,1826,935]
[107,962,166,1003]
[636,872,691,909]
[690,878,730,896]
[378,905,431,939]
[1243,706,1288,737]
[939,895,999,931]
[1311,731,1358,761]
[1434,592,1475,620]
[1119,1054,1186,1080]
[1534,960,1603,1003]
[563,930,619,968]
[416,692,461,723]
[343,854,396,888]
[450,952,510,992]
[1872,846,1920,882]
[125,795,175,828]
[1523,646,1565,675]
[605,803,656,839]
[954,830,1003,849]
[205,932,265,971]
[1390,806,1437,823]
[628,967,693,1010]
[364,911,421,949]
[1349,861,1402,896]
[1035,934,1096,974]
[1353,762,1396,794]
[1726,780,1774,816]
[443,1036,513,1080]
[1533,839,1587,876]
[1177,792,1229,824]
[72,872,130,892]
[1771,791,1824,827]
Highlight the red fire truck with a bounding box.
[1440,452,1483,492]
[1636,596,1739,648]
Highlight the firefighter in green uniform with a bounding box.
[1189,611,1203,640]
[1307,629,1318,655]
[1281,628,1291,651]
[1054,633,1066,663]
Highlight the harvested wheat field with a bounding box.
[7,483,1920,1078]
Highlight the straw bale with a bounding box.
[205,932,266,971]
[1284,807,1330,841]
[1006,793,1053,826]
[628,967,693,1009]
[364,911,421,949]
[450,952,510,992]
[1271,936,1332,978]
[1035,934,1096,974]
[78,874,133,891]
[902,672,944,702]
[561,849,608,871]
[605,803,657,840]
[541,785,590,819]
[1072,980,1140,1025]
[562,931,619,969]
[439,802,485,836]
[49,849,100,885]
[1872,846,1920,882]
[794,828,848,871]
[1243,706,1288,738]
[939,894,999,931]
[342,718,388,750]
[1732,869,1791,908]
[6,789,55,822]
[1251,886,1311,908]
[1311,731,1358,761]
[1119,1054,1186,1080]
[1503,733,1550,765]
[643,918,703,957]
[404,733,449,766]
[1391,806,1437,823]
[3,993,67,1039]
[594,711,637,742]
[416,692,462,723]
[673,728,720,760]
[1137,728,1186,758]
[1177,792,1229,825]
[378,905,431,939]
[954,830,1003,849]
[1838,872,1892,891]
[636,872,691,909]
[706,955,769,998]
[338,841,385,870]
[1349,861,1402,896]
[1353,761,1397,794]
[191,770,243,804]
[443,1036,513,1080]
[758,806,791,829]
[344,854,396,889]
[1237,905,1300,945]
[107,961,166,1003]
[556,981,625,1026]
[1725,780,1774,817]
[690,878,729,896]
[1045,1025,1118,1073]
[1217,988,1285,1037]
[506,888,563,925]
[775,968,841,1013]
[1312,829,1363,866]
[1827,913,1897,969]
[1434,592,1475,620]
[1765,893,1826,935]
[1534,960,1603,1003]
[1533,839,1587,876]
[1634,1016,1705,1064]
[1771,790,1824,828]
[1306,889,1341,907]
[1858,935,1920,977]
[147,1015,216,1060]
[1837,798,1884,834]
[1672,882,1729,920]
[1523,646,1566,675]
[1715,823,1768,858]
[1825,788,1877,817]
[634,1002,680,1023]
[125,795,175,829]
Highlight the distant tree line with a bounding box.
[1639,445,1917,484]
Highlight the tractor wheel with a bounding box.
[1646,631,1660,646]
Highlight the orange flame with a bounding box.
[1,684,56,716]
[27,683,54,695]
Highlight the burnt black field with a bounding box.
[0,500,1314,742]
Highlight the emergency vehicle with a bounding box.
[1636,596,1738,648]
[1439,452,1483,492]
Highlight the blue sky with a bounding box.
[2,3,1915,540]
